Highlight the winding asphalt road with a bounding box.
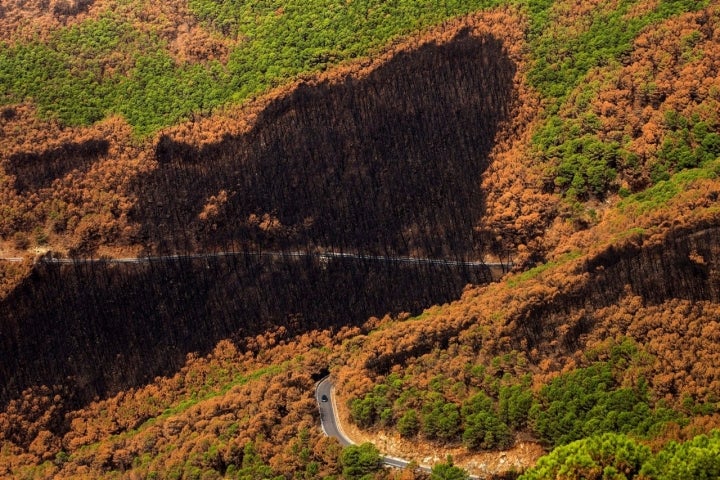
[316,377,481,478]
[316,376,424,470]
[316,377,352,447]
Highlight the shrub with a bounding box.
[519,433,651,480]
[530,363,681,447]
[640,430,720,480]
[430,457,469,480]
[397,409,420,437]
[341,443,382,479]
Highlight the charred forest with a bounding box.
[134,31,514,258]
[3,2,720,477]
[0,254,491,410]
[0,31,515,410]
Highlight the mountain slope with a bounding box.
[1,1,720,479]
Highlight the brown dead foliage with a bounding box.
[0,6,552,284]
[3,5,720,478]
[0,0,231,64]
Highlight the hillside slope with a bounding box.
[1,1,720,479]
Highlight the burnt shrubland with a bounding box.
[4,3,720,477]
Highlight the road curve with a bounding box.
[316,376,480,478]
[316,376,353,447]
[316,377,422,470]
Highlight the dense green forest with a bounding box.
[520,431,720,480]
[349,340,686,451]
[1,0,502,134]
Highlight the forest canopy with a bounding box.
[2,0,720,479]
